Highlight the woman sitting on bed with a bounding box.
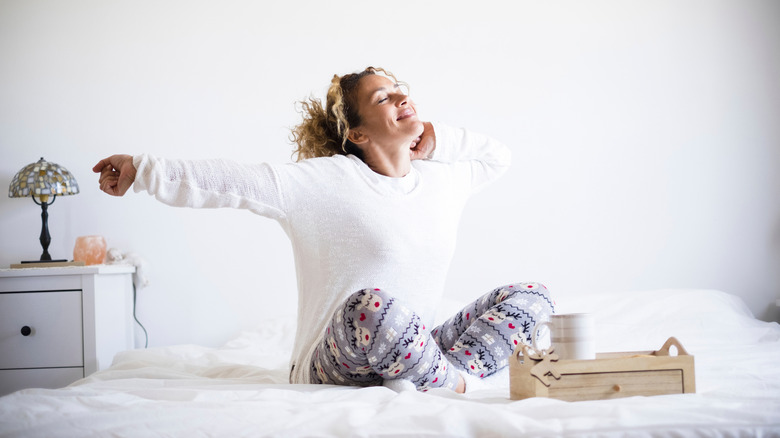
[93,67,555,393]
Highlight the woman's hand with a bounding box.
[92,154,136,196]
[410,121,436,160]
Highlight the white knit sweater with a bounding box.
[132,122,511,384]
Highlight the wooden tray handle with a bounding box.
[514,343,533,363]
[653,337,690,357]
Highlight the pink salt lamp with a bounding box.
[73,235,107,265]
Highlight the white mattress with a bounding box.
[1,289,779,437]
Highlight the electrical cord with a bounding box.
[132,282,149,348]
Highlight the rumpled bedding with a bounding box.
[1,289,779,437]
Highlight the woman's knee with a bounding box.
[495,282,555,314]
[340,288,409,332]
[500,282,548,295]
[342,288,392,314]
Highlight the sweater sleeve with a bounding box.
[429,122,512,193]
[132,154,286,221]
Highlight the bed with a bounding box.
[1,288,779,437]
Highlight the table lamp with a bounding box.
[8,157,80,263]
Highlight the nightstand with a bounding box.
[0,265,136,396]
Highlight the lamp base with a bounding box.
[20,259,68,264]
[11,260,86,269]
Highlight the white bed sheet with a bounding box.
[1,289,779,437]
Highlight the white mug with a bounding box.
[531,313,596,360]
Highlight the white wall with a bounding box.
[1,0,778,347]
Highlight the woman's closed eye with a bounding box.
[375,84,407,104]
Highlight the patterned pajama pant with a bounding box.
[310,282,555,391]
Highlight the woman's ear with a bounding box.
[347,128,368,145]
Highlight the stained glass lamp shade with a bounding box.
[8,157,80,262]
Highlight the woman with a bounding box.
[94,67,554,393]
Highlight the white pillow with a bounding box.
[556,289,778,352]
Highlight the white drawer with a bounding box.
[0,291,84,369]
[0,367,84,396]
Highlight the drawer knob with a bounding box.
[20,326,32,336]
[613,384,622,392]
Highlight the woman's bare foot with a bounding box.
[455,373,466,393]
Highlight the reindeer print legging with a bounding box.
[310,282,555,391]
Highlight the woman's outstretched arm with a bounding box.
[92,154,286,221]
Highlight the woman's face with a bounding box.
[350,74,424,150]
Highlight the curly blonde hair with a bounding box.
[290,67,402,161]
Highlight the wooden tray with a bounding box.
[509,337,695,401]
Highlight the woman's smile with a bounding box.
[396,108,416,121]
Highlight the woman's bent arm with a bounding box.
[429,122,512,193]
